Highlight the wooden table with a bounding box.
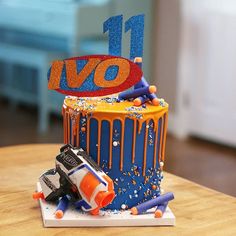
[0,144,236,236]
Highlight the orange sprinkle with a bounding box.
[55,210,64,219]
[152,185,157,190]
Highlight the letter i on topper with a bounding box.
[47,14,145,97]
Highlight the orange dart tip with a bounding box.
[134,57,142,63]
[149,85,156,94]
[90,208,100,215]
[55,210,64,219]
[133,98,142,106]
[154,210,163,218]
[32,191,44,200]
[152,98,159,106]
[131,207,138,215]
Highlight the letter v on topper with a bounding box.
[47,55,143,97]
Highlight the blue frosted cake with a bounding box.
[62,96,168,210]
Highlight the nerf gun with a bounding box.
[33,144,115,217]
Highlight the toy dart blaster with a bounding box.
[33,144,115,216]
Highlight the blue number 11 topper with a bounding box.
[104,14,159,106]
[103,14,144,60]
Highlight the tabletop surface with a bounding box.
[0,144,236,236]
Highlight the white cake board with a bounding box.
[36,182,175,227]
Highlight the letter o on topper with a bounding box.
[94,58,130,87]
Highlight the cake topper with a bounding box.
[48,55,142,97]
[47,14,149,100]
[103,14,144,60]
[47,14,158,106]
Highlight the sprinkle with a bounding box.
[152,185,157,190]
[113,141,119,147]
[122,188,127,193]
[144,176,149,184]
[119,177,124,182]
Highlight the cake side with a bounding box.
[62,96,168,210]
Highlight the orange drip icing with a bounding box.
[161,113,168,162]
[86,117,91,153]
[66,112,69,143]
[97,119,101,165]
[153,118,159,168]
[109,121,113,169]
[142,120,149,176]
[63,97,168,174]
[76,113,80,146]
[119,119,125,171]
[138,120,143,134]
[67,112,70,143]
[132,119,137,163]
[63,110,67,144]
[158,117,164,162]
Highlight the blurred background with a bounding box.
[0,0,235,196]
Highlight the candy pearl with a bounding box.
[121,204,126,210]
[113,141,118,146]
[160,162,164,167]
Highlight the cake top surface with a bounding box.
[64,96,168,133]
[64,96,168,116]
